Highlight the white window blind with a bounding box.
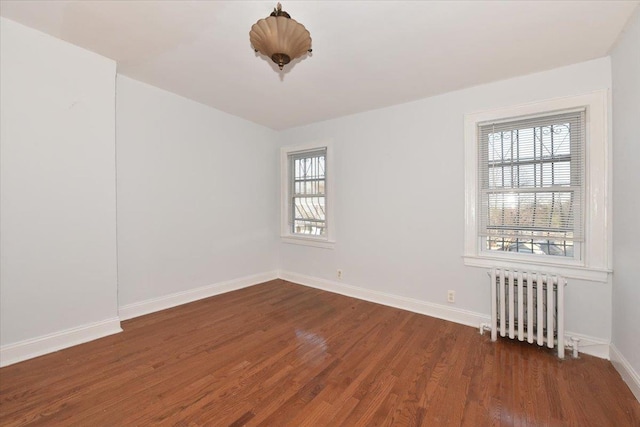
[289,148,326,236]
[478,110,585,257]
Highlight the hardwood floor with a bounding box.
[1,280,638,426]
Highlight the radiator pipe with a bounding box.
[565,336,580,358]
[479,322,492,335]
[570,336,580,358]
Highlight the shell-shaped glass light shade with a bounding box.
[250,14,311,69]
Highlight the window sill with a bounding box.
[281,236,335,249]
[463,255,610,283]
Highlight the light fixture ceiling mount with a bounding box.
[249,2,312,71]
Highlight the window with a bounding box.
[290,149,326,236]
[479,111,584,259]
[281,142,334,248]
[464,92,610,282]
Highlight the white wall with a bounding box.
[0,18,119,360]
[611,7,640,397]
[116,76,280,313]
[279,58,613,347]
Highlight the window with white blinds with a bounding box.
[289,149,327,236]
[464,92,609,281]
[478,110,585,258]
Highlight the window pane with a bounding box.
[294,197,325,236]
[486,191,574,236]
[487,237,574,258]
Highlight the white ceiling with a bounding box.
[1,1,637,130]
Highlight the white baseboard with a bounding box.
[119,270,279,320]
[0,317,122,368]
[610,344,640,402]
[278,270,490,328]
[278,270,610,360]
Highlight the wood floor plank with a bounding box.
[1,279,638,426]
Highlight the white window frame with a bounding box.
[464,91,611,282]
[280,140,335,249]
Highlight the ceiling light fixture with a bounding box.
[249,2,312,71]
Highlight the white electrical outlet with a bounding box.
[337,269,343,280]
[447,290,455,303]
